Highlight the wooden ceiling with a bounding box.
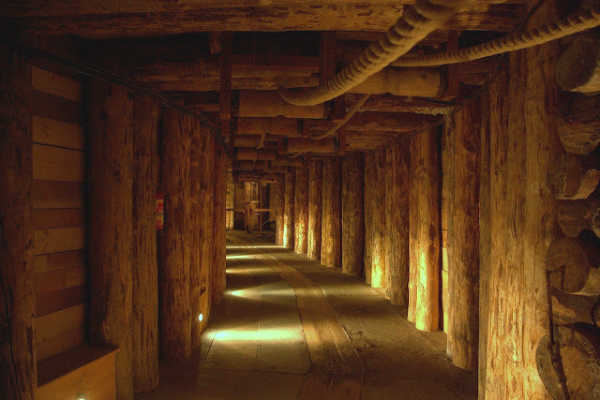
[2,1,528,177]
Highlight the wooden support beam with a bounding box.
[287,138,336,155]
[159,108,192,362]
[0,46,36,400]
[341,153,364,276]
[557,36,600,94]
[294,163,309,254]
[550,287,600,328]
[364,149,387,290]
[283,170,296,249]
[307,160,323,260]
[447,99,480,371]
[213,145,227,304]
[321,159,342,269]
[345,94,453,115]
[270,180,285,246]
[557,92,600,155]
[236,148,277,161]
[554,152,600,200]
[547,236,600,296]
[557,195,600,238]
[351,68,442,98]
[88,80,134,399]
[132,95,159,392]
[237,117,299,137]
[238,90,325,119]
[408,128,441,332]
[219,32,233,145]
[385,138,410,306]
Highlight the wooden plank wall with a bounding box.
[30,65,87,362]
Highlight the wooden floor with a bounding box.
[138,231,476,399]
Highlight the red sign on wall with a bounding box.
[156,194,164,231]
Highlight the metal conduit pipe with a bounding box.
[393,5,600,67]
[278,0,474,106]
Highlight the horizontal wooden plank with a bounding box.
[33,116,84,150]
[37,347,117,400]
[32,180,85,209]
[33,208,84,229]
[35,266,86,293]
[32,66,81,102]
[34,250,86,273]
[33,144,85,182]
[36,285,86,317]
[33,227,85,255]
[35,304,85,360]
[32,90,82,124]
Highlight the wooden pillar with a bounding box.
[385,139,410,306]
[88,80,134,399]
[408,128,441,332]
[0,46,35,400]
[342,153,364,276]
[213,144,227,304]
[484,2,561,396]
[441,115,454,334]
[447,99,481,371]
[294,163,308,254]
[160,108,192,361]
[321,159,342,268]
[189,117,203,349]
[226,167,234,230]
[132,95,159,392]
[270,180,284,246]
[307,160,323,260]
[283,170,295,249]
[364,149,387,291]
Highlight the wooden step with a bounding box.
[36,345,118,400]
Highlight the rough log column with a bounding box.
[441,114,454,334]
[484,2,561,397]
[342,153,364,276]
[294,163,309,254]
[88,80,134,399]
[0,46,35,400]
[270,180,284,246]
[447,99,481,371]
[132,95,159,392]
[386,139,410,306]
[283,170,295,249]
[160,109,192,361]
[365,149,387,291]
[321,159,342,268]
[213,144,227,304]
[307,160,323,260]
[408,128,441,332]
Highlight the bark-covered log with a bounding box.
[553,152,600,200]
[385,139,410,306]
[550,287,600,328]
[321,159,342,268]
[447,99,481,371]
[307,160,322,260]
[536,324,600,400]
[441,117,454,334]
[408,128,441,332]
[557,92,600,155]
[160,108,192,361]
[341,153,364,276]
[132,95,159,392]
[213,144,227,304]
[294,163,308,254]
[364,150,386,291]
[547,236,600,296]
[557,195,600,238]
[556,36,600,94]
[283,170,295,249]
[0,46,35,400]
[88,80,134,399]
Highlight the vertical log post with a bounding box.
[270,180,284,246]
[385,139,410,306]
[160,109,192,361]
[342,153,364,276]
[321,159,342,268]
[307,160,322,260]
[447,99,481,371]
[408,128,441,332]
[364,150,387,291]
[283,170,295,249]
[295,163,309,254]
[0,46,35,400]
[441,114,454,334]
[213,144,227,304]
[88,80,135,399]
[132,95,159,392]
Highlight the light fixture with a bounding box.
[198,313,204,322]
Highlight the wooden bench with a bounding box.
[36,345,118,400]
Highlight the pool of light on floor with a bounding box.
[213,326,303,343]
[227,245,281,250]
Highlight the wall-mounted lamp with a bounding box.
[198,313,204,322]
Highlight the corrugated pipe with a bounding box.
[279,0,474,106]
[393,5,600,67]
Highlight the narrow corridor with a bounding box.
[140,231,476,399]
